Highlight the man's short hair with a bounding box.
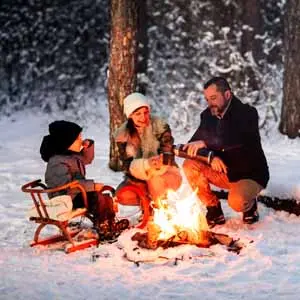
[204,77,231,93]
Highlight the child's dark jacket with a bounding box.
[44,140,95,200]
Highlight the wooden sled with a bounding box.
[22,179,102,253]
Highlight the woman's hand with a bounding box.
[210,157,227,174]
[148,154,163,170]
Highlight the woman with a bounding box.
[114,92,182,208]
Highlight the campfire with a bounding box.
[132,187,213,249]
[131,185,243,253]
[148,188,210,247]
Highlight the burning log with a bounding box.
[147,220,161,249]
[130,184,245,254]
[131,228,243,253]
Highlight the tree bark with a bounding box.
[240,0,262,91]
[107,0,138,170]
[279,0,300,138]
[136,0,148,94]
[241,0,262,62]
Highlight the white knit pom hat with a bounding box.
[123,92,150,118]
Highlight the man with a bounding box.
[183,77,269,228]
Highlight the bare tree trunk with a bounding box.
[279,0,300,138]
[241,0,262,62]
[107,0,138,170]
[240,0,262,91]
[136,0,148,94]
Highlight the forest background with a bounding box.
[0,1,288,129]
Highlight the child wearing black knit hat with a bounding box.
[40,120,129,241]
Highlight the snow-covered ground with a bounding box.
[1,109,300,300]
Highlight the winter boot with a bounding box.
[206,202,225,228]
[111,219,130,236]
[243,200,259,224]
[96,218,130,242]
[96,220,114,242]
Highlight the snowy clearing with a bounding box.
[1,111,300,300]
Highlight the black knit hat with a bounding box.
[40,120,82,162]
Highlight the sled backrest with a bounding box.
[21,179,100,253]
[22,179,88,220]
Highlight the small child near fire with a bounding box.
[39,120,129,240]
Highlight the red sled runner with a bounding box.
[22,179,151,253]
[22,179,112,253]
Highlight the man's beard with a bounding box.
[210,106,222,117]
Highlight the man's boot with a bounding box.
[243,200,259,224]
[206,202,225,228]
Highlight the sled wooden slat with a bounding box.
[65,239,98,254]
[22,179,98,253]
[30,227,82,247]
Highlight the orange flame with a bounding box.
[153,184,208,241]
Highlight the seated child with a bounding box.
[39,120,129,240]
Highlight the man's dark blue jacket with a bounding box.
[189,95,269,188]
